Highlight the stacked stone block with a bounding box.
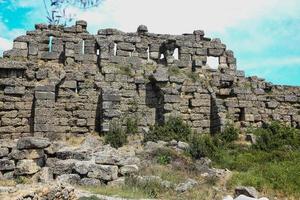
[0,20,299,139]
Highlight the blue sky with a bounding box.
[0,0,300,86]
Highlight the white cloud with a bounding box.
[0,37,12,56]
[66,0,300,35]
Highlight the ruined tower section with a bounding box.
[0,21,299,139]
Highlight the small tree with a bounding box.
[43,0,102,25]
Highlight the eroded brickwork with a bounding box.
[1,20,299,139]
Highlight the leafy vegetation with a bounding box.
[210,121,300,198]
[188,133,217,159]
[252,121,300,151]
[144,117,192,142]
[216,123,239,144]
[125,117,138,135]
[104,121,128,148]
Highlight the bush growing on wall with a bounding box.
[105,121,128,148]
[125,117,138,135]
[188,133,217,159]
[144,117,192,142]
[216,123,239,144]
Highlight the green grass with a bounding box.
[82,185,149,199]
[212,145,300,198]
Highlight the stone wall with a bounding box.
[1,20,299,139]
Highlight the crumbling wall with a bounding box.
[1,20,299,139]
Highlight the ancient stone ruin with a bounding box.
[1,20,300,140]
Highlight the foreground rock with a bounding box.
[0,136,140,189]
[235,186,259,198]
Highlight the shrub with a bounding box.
[125,117,138,135]
[189,133,217,159]
[217,123,239,144]
[144,117,192,142]
[253,121,300,151]
[105,121,128,148]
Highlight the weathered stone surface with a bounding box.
[0,159,15,171]
[15,159,41,175]
[73,161,91,175]
[152,67,169,82]
[119,165,139,175]
[177,141,190,150]
[80,178,102,186]
[57,174,80,185]
[46,158,76,175]
[87,164,118,181]
[32,167,53,183]
[9,149,44,160]
[17,137,51,149]
[266,101,279,109]
[4,86,25,95]
[0,20,300,143]
[0,148,9,158]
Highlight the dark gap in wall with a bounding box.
[145,82,165,125]
[210,95,221,134]
[59,43,66,64]
[55,77,65,102]
[239,107,245,121]
[135,84,140,96]
[95,88,103,133]
[29,97,36,134]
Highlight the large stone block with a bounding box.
[9,149,45,160]
[13,42,28,50]
[35,91,55,100]
[4,86,25,95]
[15,159,41,175]
[152,67,169,82]
[46,158,76,175]
[17,137,51,149]
[87,164,118,181]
